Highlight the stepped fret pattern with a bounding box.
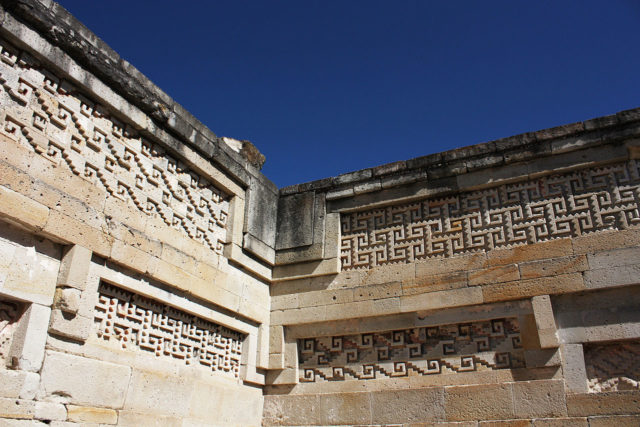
[341,160,640,270]
[0,38,229,254]
[94,283,243,379]
[299,318,523,382]
[585,341,640,392]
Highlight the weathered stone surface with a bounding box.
[66,405,117,424]
[445,384,514,421]
[276,192,315,250]
[370,387,445,424]
[39,351,131,407]
[9,303,51,372]
[512,380,567,418]
[33,402,66,422]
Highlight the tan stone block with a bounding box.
[353,281,403,301]
[519,255,588,279]
[106,222,162,257]
[486,239,573,267]
[324,300,377,321]
[512,380,567,418]
[116,410,182,427]
[482,273,585,303]
[2,245,58,306]
[103,195,148,233]
[66,405,117,424]
[160,243,197,274]
[403,271,468,295]
[265,367,298,386]
[271,305,326,326]
[0,185,49,231]
[469,264,519,286]
[407,422,477,427]
[531,295,559,348]
[401,287,483,313]
[9,303,51,372]
[123,369,192,418]
[269,325,284,354]
[363,262,415,286]
[40,350,131,407]
[445,383,514,421]
[270,293,299,310]
[57,244,91,291]
[194,260,223,284]
[415,253,487,278]
[109,239,151,274]
[186,276,241,314]
[320,392,372,425]
[370,387,445,424]
[42,210,113,257]
[588,415,640,427]
[48,310,92,342]
[298,287,354,308]
[478,421,531,427]
[567,391,640,416]
[34,401,66,421]
[262,394,322,425]
[532,418,587,427]
[268,353,284,370]
[572,228,640,255]
[0,397,35,420]
[0,371,39,400]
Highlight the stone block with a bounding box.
[109,239,152,275]
[242,233,275,264]
[123,369,192,418]
[34,402,66,421]
[353,281,402,301]
[115,410,182,427]
[0,370,39,400]
[47,309,91,342]
[403,271,468,295]
[364,263,415,286]
[1,245,58,306]
[0,185,49,231]
[323,212,341,260]
[263,394,322,426]
[370,387,446,424]
[584,264,640,289]
[0,397,35,420]
[66,405,117,424]
[588,415,640,427]
[244,177,277,252]
[512,380,567,418]
[468,264,519,286]
[524,349,561,368]
[445,383,514,421]
[43,210,113,258]
[320,392,372,425]
[587,246,640,270]
[276,191,315,250]
[533,418,588,427]
[572,228,640,255]
[9,303,51,372]
[53,287,81,314]
[298,288,353,308]
[519,255,588,280]
[566,391,640,416]
[561,344,588,394]
[40,350,131,407]
[478,421,532,427]
[481,273,585,303]
[531,295,559,348]
[400,287,483,313]
[486,239,573,267]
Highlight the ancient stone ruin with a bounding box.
[0,1,639,425]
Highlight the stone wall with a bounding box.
[266,95,640,423]
[1,0,640,426]
[0,0,275,425]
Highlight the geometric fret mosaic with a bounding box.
[299,318,523,382]
[95,283,244,379]
[0,37,230,254]
[341,160,640,269]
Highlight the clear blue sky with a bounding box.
[57,1,640,188]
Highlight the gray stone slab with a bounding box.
[276,191,315,250]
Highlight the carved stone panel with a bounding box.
[585,340,640,392]
[341,160,640,270]
[299,317,523,382]
[94,283,244,379]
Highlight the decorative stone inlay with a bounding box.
[94,283,243,379]
[0,38,229,254]
[585,340,640,393]
[0,299,24,367]
[341,160,640,270]
[298,317,523,382]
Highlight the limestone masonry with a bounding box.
[0,1,639,426]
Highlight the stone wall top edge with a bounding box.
[0,0,275,192]
[280,106,640,196]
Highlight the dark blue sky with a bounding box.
[57,1,640,187]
